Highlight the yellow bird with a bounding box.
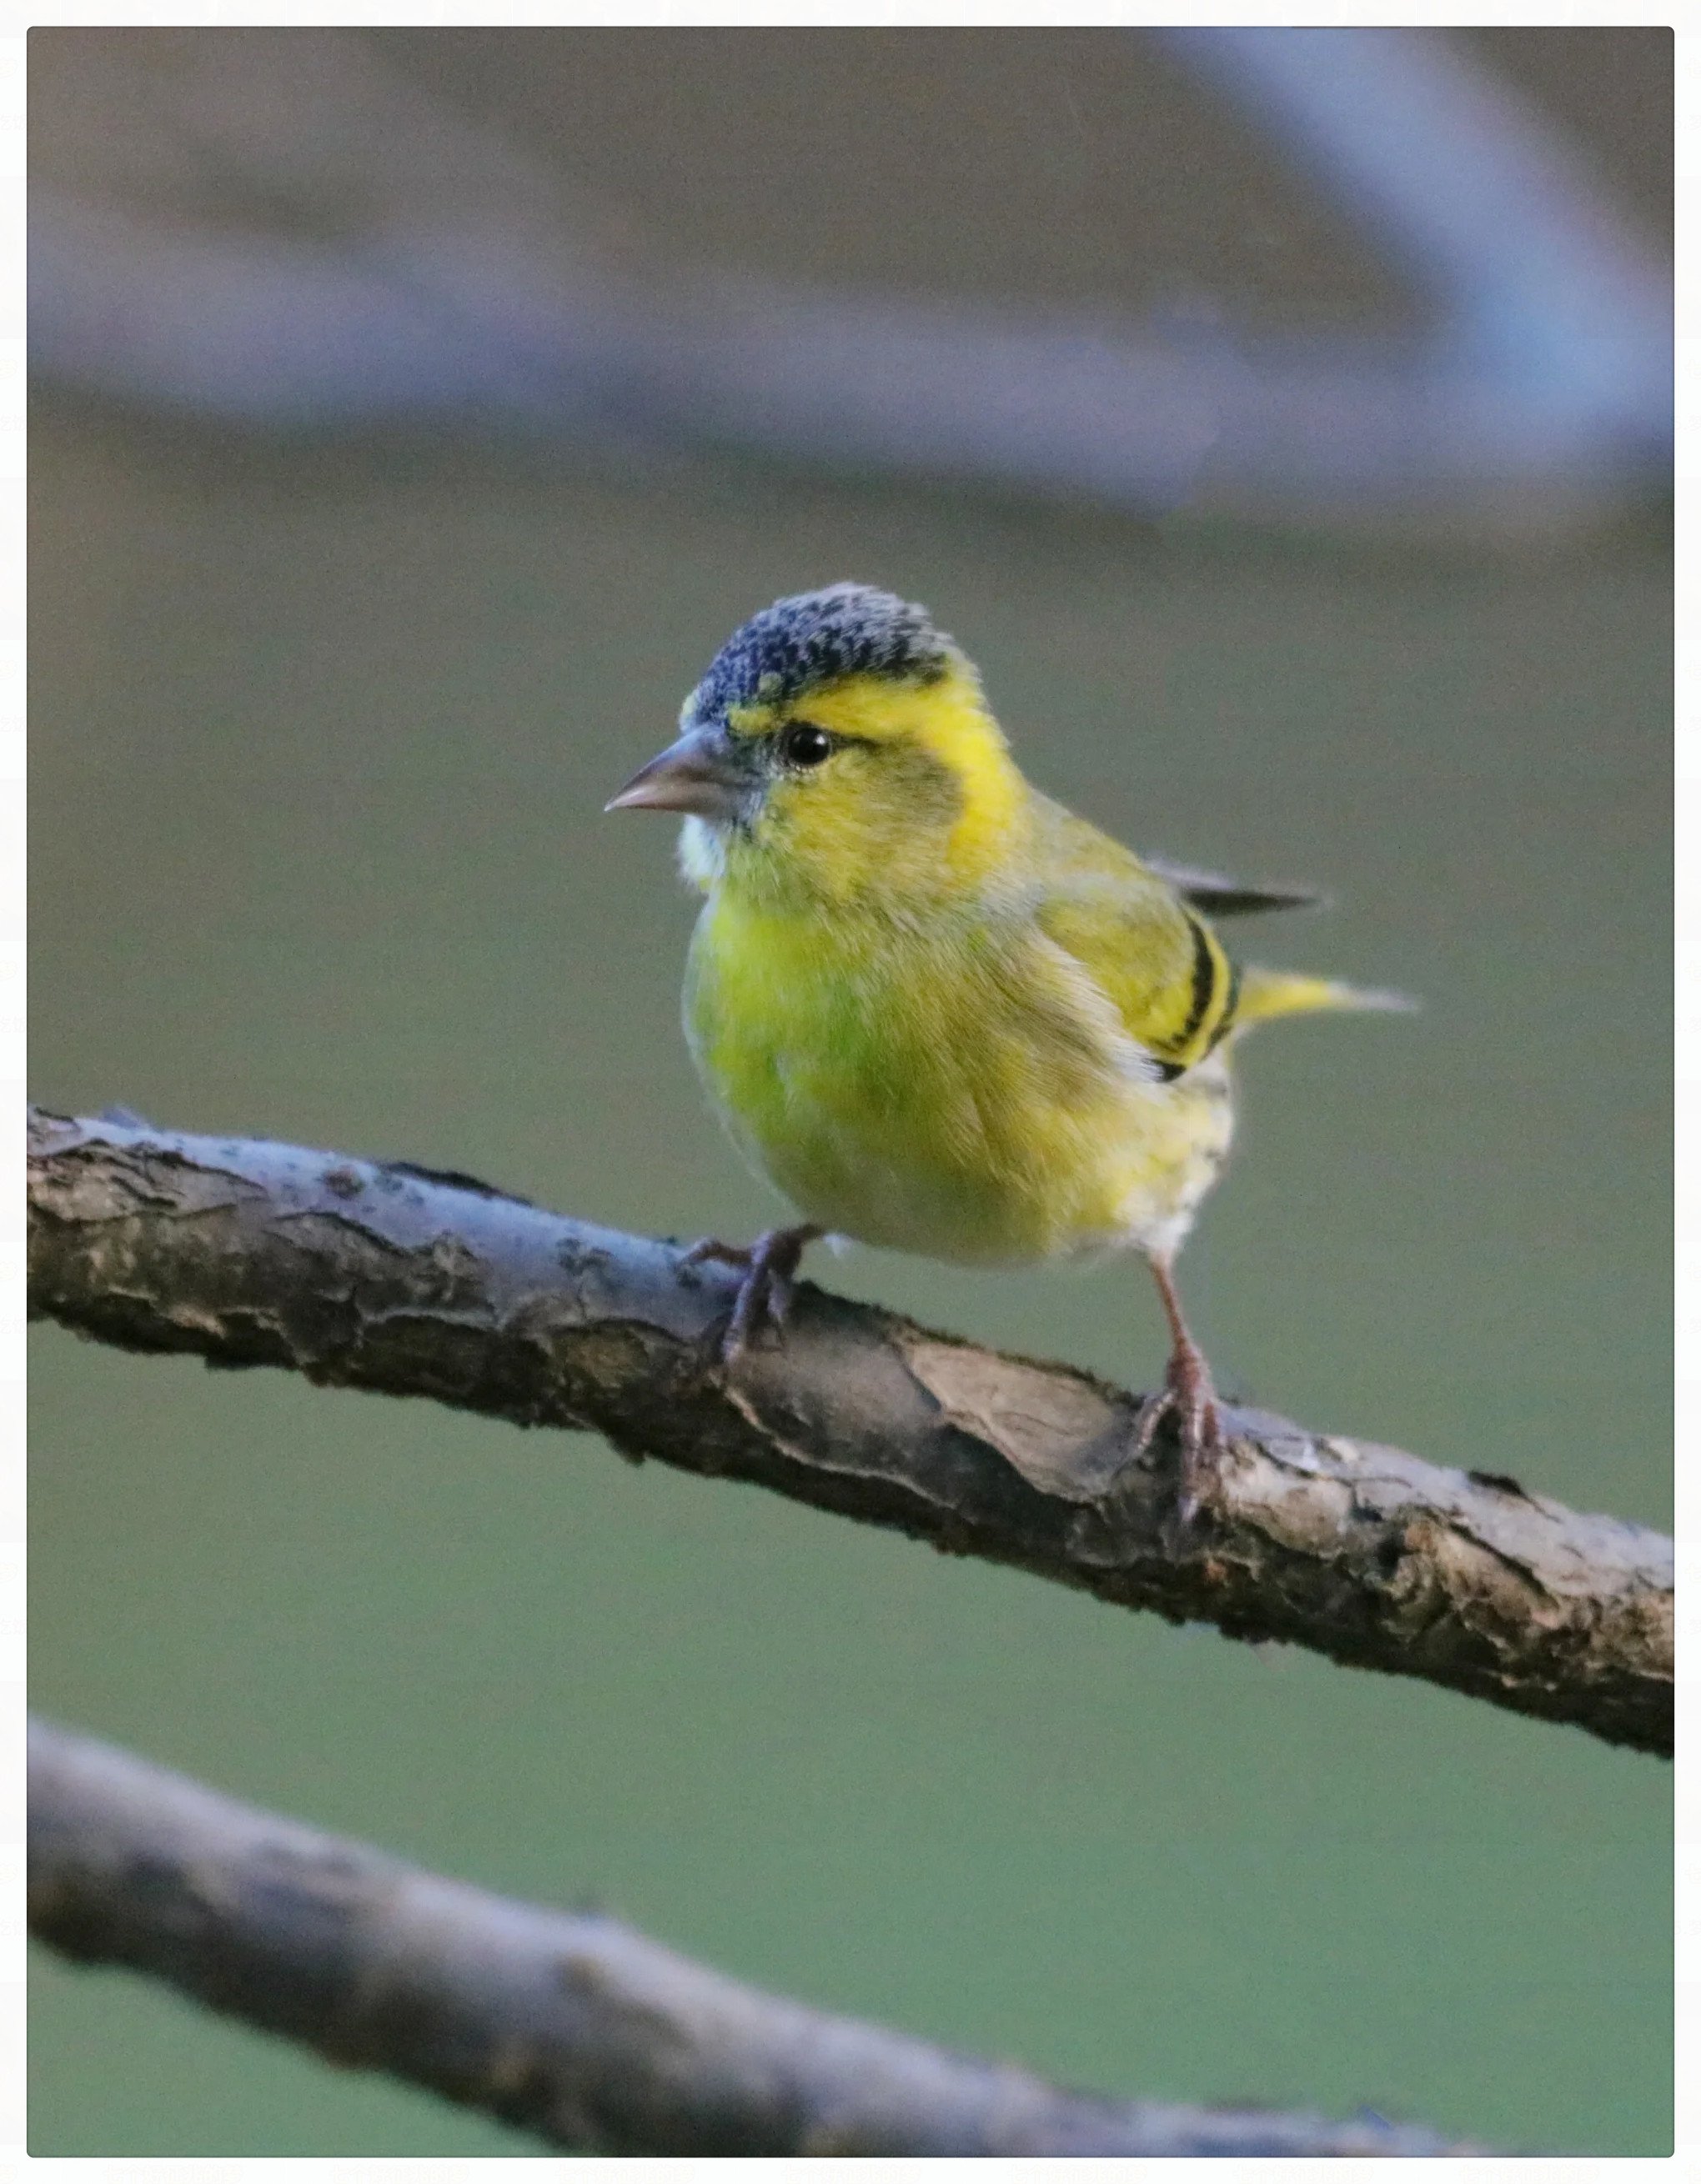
[609,584,1404,1515]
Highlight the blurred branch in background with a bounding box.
[29,1717,1477,2156]
[28,27,1669,540]
[28,1110,1675,1758]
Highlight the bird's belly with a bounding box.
[685,908,1233,1266]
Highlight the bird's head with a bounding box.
[607,584,1027,906]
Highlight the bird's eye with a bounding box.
[780,721,834,769]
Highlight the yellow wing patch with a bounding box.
[1031,801,1236,1074]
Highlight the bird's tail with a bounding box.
[1233,966,1418,1034]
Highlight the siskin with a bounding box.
[609,584,1405,1515]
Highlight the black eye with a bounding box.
[780,721,834,769]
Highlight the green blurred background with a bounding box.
[30,28,1669,2157]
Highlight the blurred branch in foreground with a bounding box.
[29,1717,1475,2156]
[28,27,1668,539]
[28,1110,1673,1757]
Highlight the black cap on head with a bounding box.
[688,584,955,723]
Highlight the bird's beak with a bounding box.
[605,727,749,823]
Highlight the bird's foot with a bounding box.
[680,1225,823,1362]
[1133,1335,1225,1525]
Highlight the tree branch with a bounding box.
[28,28,1670,538]
[28,1107,1672,1757]
[29,1716,1475,2155]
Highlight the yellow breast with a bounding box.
[684,886,1234,1268]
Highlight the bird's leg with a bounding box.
[680,1224,825,1361]
[1133,1255,1224,1521]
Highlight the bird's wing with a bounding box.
[1030,803,1239,1077]
[1139,854,1322,916]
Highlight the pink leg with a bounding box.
[680,1225,825,1360]
[1132,1255,1225,1520]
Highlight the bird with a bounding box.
[607,584,1405,1518]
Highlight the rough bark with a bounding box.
[28,1107,1673,1756]
[29,1717,1475,2156]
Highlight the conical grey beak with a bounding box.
[605,729,749,822]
